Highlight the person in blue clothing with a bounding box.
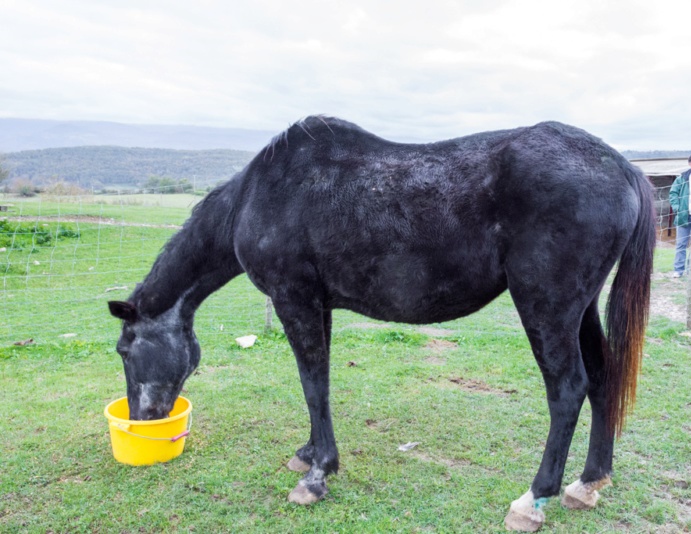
[670,156,691,277]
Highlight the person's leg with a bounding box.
[673,224,691,275]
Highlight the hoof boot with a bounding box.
[505,491,546,532]
[288,482,327,505]
[561,478,610,510]
[504,507,545,532]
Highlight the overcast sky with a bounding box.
[1,0,690,150]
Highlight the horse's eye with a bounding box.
[116,343,130,360]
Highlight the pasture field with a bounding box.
[1,197,690,533]
[2,193,201,225]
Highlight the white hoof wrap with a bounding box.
[561,477,611,510]
[504,491,546,532]
[287,481,324,505]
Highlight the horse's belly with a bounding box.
[325,260,507,324]
[333,293,498,324]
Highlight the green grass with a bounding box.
[0,216,266,346]
[1,197,690,533]
[2,193,200,225]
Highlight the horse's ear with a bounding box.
[108,301,138,322]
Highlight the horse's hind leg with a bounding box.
[562,300,613,510]
[287,309,333,474]
[504,279,592,531]
[273,299,338,504]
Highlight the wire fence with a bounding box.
[1,184,689,347]
[0,189,271,347]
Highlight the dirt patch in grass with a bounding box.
[347,322,389,330]
[659,470,691,526]
[650,273,688,324]
[417,326,456,337]
[365,418,397,432]
[425,339,457,353]
[423,339,457,365]
[409,450,472,469]
[448,377,518,396]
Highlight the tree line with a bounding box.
[1,146,255,192]
[2,147,689,195]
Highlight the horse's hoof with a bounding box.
[561,478,611,510]
[287,455,311,473]
[287,482,327,505]
[504,508,545,532]
[504,492,545,532]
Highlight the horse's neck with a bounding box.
[134,180,245,319]
[134,222,239,319]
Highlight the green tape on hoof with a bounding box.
[534,497,548,510]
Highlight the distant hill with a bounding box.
[2,117,687,192]
[622,149,690,160]
[0,118,275,152]
[4,146,256,190]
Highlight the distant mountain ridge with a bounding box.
[621,149,691,160]
[4,146,255,190]
[2,117,688,191]
[0,118,275,152]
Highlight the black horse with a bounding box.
[109,116,654,532]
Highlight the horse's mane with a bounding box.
[131,176,242,315]
[261,115,370,162]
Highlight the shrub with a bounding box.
[0,220,80,250]
[43,181,88,196]
[11,178,39,197]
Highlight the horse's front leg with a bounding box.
[286,308,333,475]
[275,301,337,504]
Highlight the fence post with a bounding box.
[265,297,274,333]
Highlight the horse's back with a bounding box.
[232,118,644,323]
[496,122,642,247]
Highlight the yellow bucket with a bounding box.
[104,396,192,466]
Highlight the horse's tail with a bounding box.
[605,163,656,437]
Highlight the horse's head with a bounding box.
[108,300,200,420]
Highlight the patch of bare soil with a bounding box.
[650,272,688,324]
[425,339,458,353]
[417,326,456,337]
[448,377,517,396]
[409,450,472,469]
[423,339,457,365]
[347,322,389,330]
[365,418,397,432]
[659,470,691,528]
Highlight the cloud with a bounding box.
[1,0,690,149]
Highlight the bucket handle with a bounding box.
[113,413,192,442]
[170,430,189,442]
